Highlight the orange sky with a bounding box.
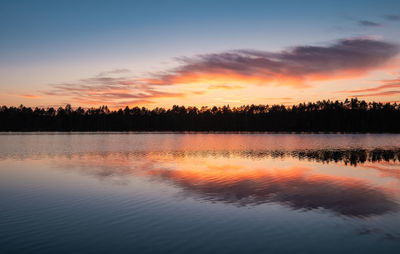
[1,1,400,108]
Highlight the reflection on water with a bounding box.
[1,134,400,253]
[149,163,398,217]
[24,150,400,218]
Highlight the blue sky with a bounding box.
[1,0,400,107]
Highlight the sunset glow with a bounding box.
[1,0,400,108]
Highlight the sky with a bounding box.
[1,0,400,109]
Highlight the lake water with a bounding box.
[1,133,400,253]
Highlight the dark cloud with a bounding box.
[36,38,399,106]
[358,20,382,27]
[383,15,400,21]
[149,38,399,87]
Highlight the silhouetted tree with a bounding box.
[1,98,400,132]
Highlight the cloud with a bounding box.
[208,84,244,90]
[97,68,131,77]
[358,20,382,27]
[147,38,399,88]
[20,94,41,99]
[339,81,400,94]
[36,38,399,107]
[338,77,400,97]
[354,90,400,97]
[264,97,294,101]
[191,91,207,95]
[383,15,400,21]
[41,73,184,108]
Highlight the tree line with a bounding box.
[1,98,400,132]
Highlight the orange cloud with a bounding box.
[208,84,244,90]
[339,79,400,94]
[339,77,400,98]
[145,38,398,88]
[355,90,400,97]
[39,76,185,108]
[35,38,398,107]
[20,94,41,99]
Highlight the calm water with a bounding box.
[1,133,400,253]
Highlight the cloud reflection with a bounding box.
[148,165,397,217]
[33,149,400,218]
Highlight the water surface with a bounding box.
[1,133,400,253]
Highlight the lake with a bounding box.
[1,133,400,253]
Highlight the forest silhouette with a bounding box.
[1,98,400,132]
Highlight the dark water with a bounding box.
[1,133,400,253]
